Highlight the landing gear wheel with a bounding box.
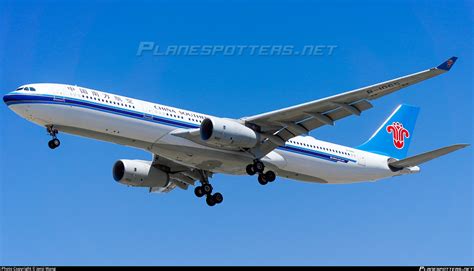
[202,183,213,195]
[52,138,60,148]
[196,170,222,207]
[213,193,223,204]
[48,138,60,149]
[265,171,276,182]
[206,195,216,206]
[254,161,265,173]
[246,164,256,176]
[46,126,60,149]
[194,186,205,197]
[258,174,268,185]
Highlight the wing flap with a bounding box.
[389,144,469,169]
[308,99,372,128]
[150,154,211,192]
[253,99,374,154]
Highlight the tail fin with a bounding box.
[357,104,420,159]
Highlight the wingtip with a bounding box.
[437,56,458,71]
[452,143,470,150]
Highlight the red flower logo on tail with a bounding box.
[447,59,454,68]
[386,122,410,149]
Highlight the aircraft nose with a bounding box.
[3,92,15,106]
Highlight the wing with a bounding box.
[243,57,458,157]
[149,153,211,193]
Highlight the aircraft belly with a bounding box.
[151,133,256,174]
[277,149,396,184]
[276,149,367,183]
[23,103,171,144]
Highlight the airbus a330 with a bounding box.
[4,57,468,206]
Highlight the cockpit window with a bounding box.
[17,87,36,91]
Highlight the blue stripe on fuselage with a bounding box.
[277,145,356,163]
[4,93,356,164]
[4,93,200,129]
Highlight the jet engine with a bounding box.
[200,117,260,148]
[112,159,169,188]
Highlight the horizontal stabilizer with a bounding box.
[389,144,469,169]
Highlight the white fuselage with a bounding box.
[4,83,418,184]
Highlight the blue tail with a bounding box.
[357,104,419,159]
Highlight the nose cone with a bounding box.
[3,93,11,106]
[3,91,17,106]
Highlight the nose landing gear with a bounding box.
[246,160,276,185]
[46,125,60,149]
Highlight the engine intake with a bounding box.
[113,159,169,187]
[200,117,259,148]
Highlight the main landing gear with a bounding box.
[246,160,276,185]
[46,125,61,149]
[194,170,223,207]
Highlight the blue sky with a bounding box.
[1,0,472,266]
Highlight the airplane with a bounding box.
[3,56,469,206]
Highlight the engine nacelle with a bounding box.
[200,117,259,148]
[112,159,169,187]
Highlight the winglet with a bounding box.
[436,56,458,71]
